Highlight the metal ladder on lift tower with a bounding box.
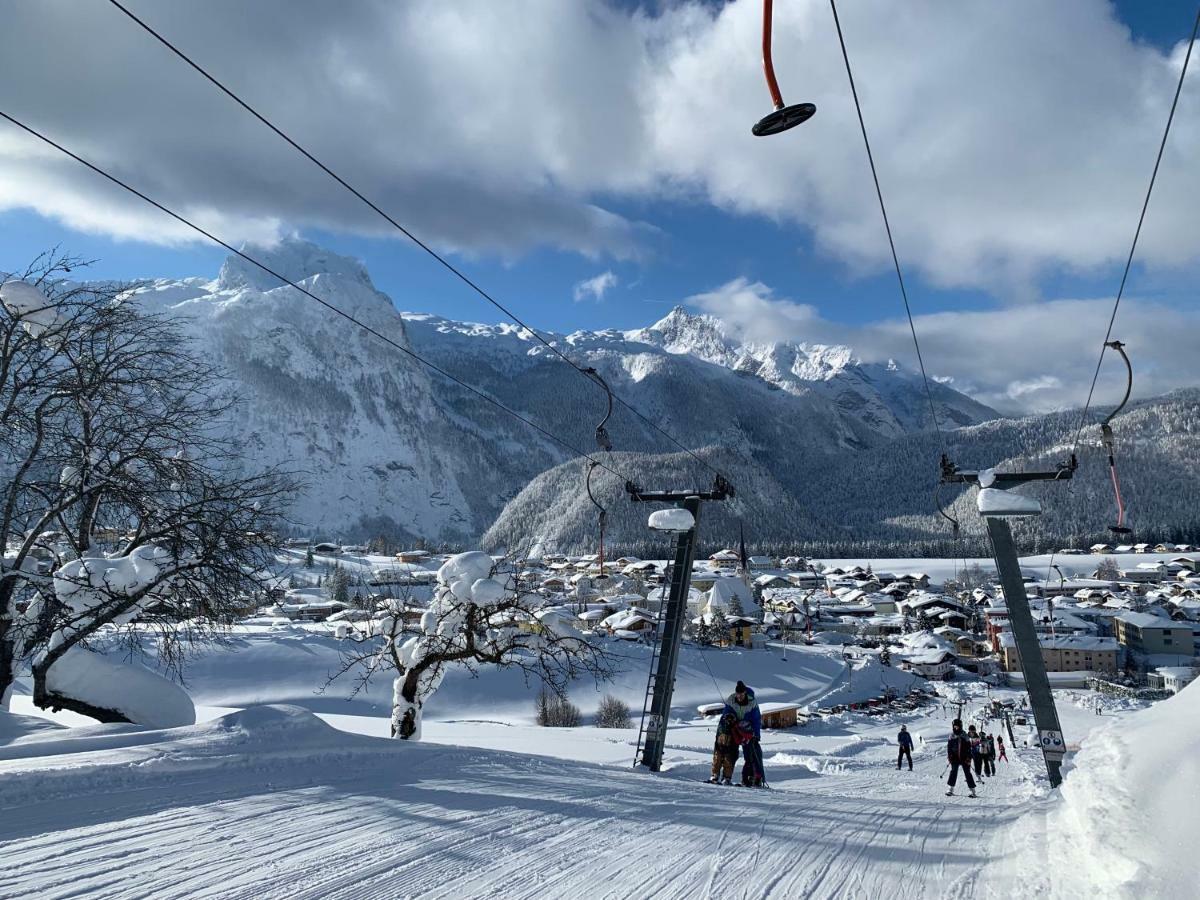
[633,564,672,767]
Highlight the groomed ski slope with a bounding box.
[0,703,1049,900]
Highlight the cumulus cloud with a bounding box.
[573,270,618,301]
[687,278,1199,414]
[0,0,1197,291]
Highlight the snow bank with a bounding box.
[994,682,1200,897]
[46,647,196,728]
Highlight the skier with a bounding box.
[896,724,914,771]
[967,725,985,781]
[946,719,977,797]
[984,732,997,777]
[997,735,1008,762]
[707,711,739,785]
[723,681,764,787]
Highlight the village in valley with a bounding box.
[266,538,1200,703]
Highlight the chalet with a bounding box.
[780,556,808,570]
[312,542,341,554]
[724,615,757,647]
[1090,543,1111,555]
[1114,544,1135,554]
[1133,543,1151,554]
[1153,543,1174,554]
[395,549,430,565]
[903,650,956,680]
[748,555,775,571]
[709,549,741,570]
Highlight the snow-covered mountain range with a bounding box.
[119,237,1200,549]
[125,238,1003,544]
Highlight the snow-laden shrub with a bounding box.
[536,687,582,728]
[594,694,631,729]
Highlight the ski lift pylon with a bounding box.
[1099,340,1133,535]
[752,0,817,136]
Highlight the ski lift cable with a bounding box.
[828,0,946,456]
[103,0,729,489]
[1069,1,1200,458]
[0,109,638,487]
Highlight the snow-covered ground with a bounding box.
[4,623,1188,899]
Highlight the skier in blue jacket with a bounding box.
[896,724,914,771]
[723,681,764,786]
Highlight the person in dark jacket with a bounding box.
[707,712,739,784]
[723,681,764,786]
[896,724,914,771]
[984,733,997,777]
[967,725,985,780]
[946,719,977,797]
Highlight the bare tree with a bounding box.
[328,552,617,739]
[1,252,297,719]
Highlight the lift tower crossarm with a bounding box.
[939,454,1074,788]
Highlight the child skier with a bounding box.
[946,719,977,797]
[997,735,1008,762]
[707,712,739,785]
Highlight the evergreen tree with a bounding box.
[304,546,314,569]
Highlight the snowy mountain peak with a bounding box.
[217,238,374,294]
[628,305,737,365]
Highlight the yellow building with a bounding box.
[997,633,1119,674]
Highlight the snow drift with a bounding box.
[993,682,1200,897]
[44,647,196,729]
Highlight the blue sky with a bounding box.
[1,0,1198,410]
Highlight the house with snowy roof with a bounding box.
[709,549,741,570]
[1147,666,1198,694]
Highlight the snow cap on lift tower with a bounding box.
[648,508,695,533]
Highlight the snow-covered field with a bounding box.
[4,623,1193,899]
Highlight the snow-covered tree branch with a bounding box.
[331,551,617,740]
[1,252,298,721]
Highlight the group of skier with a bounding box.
[897,718,1008,798]
[707,680,766,786]
[708,683,1011,798]
[943,718,1007,796]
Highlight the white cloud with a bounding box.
[0,0,1197,292]
[573,270,618,302]
[687,279,1199,414]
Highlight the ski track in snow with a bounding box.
[0,705,1048,900]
